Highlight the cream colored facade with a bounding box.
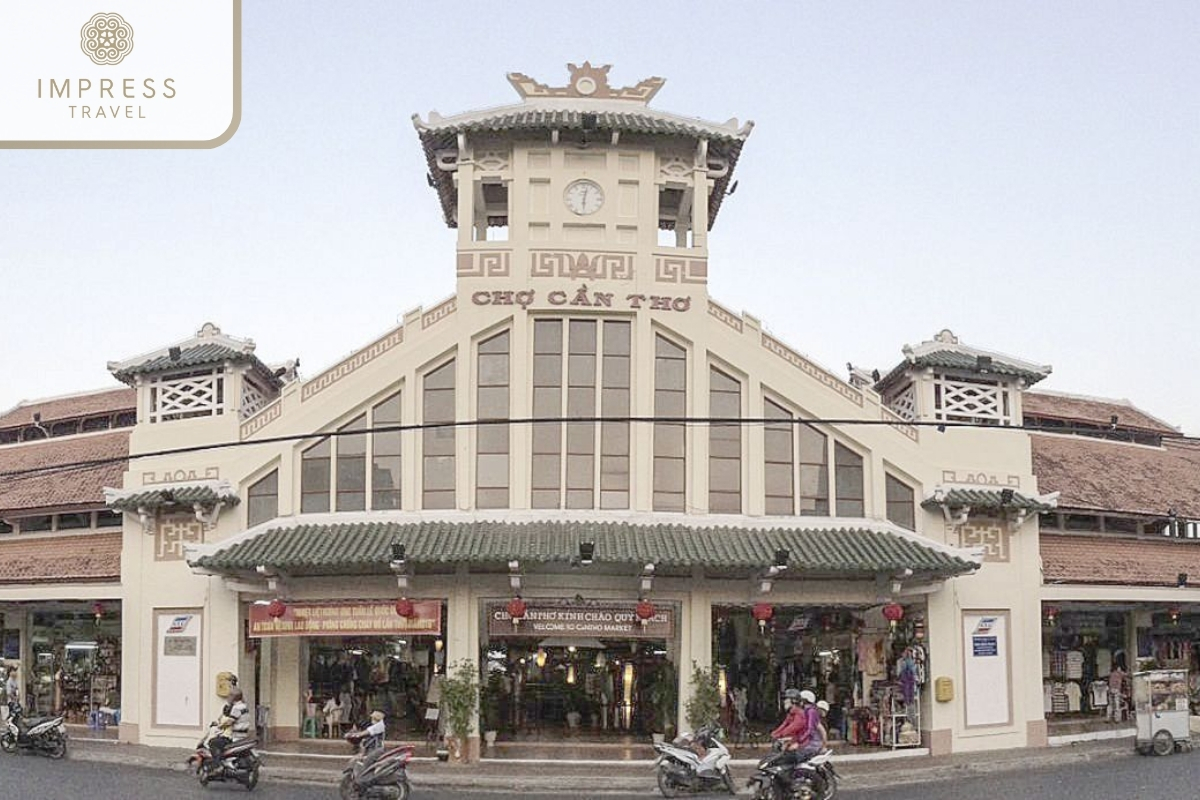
[110,65,1052,756]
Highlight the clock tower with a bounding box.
[414,63,753,308]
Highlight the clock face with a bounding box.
[564,179,604,215]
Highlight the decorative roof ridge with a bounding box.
[0,427,129,454]
[506,63,666,105]
[0,386,134,418]
[1030,429,1168,451]
[104,478,235,504]
[1025,389,1180,433]
[922,486,1059,512]
[412,99,753,139]
[187,508,979,569]
[107,322,257,375]
[902,329,1051,376]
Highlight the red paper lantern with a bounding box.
[507,596,527,627]
[1044,605,1060,626]
[266,599,287,619]
[1169,606,1182,625]
[395,598,415,618]
[752,603,774,633]
[882,603,904,632]
[636,599,656,623]
[92,602,105,621]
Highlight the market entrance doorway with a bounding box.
[479,599,679,743]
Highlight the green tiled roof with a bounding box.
[921,488,1053,513]
[191,520,977,578]
[877,349,1050,391]
[418,108,749,143]
[112,344,282,389]
[108,485,241,512]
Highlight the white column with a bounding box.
[677,583,712,733]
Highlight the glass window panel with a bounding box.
[654,424,685,456]
[566,454,594,489]
[532,423,561,454]
[57,513,89,530]
[656,335,684,358]
[478,354,509,386]
[799,427,829,515]
[834,442,865,517]
[424,456,455,490]
[568,355,597,386]
[566,422,595,454]
[600,458,630,490]
[533,386,561,415]
[569,320,597,353]
[657,390,686,417]
[655,358,686,390]
[654,458,685,493]
[95,510,123,528]
[372,393,402,511]
[710,492,741,514]
[765,496,794,516]
[604,321,631,355]
[248,494,277,525]
[710,459,741,493]
[477,488,509,509]
[423,360,456,509]
[798,426,827,465]
[532,489,561,509]
[533,354,562,385]
[566,489,594,509]
[336,415,367,511]
[765,463,794,496]
[567,387,595,416]
[423,489,455,510]
[477,386,508,419]
[601,422,629,456]
[477,425,508,454]
[764,424,793,463]
[477,453,509,488]
[602,356,630,388]
[600,491,629,509]
[602,388,630,415]
[653,491,685,512]
[886,474,916,530]
[534,320,563,354]
[532,455,562,489]
[301,438,331,513]
[20,516,53,532]
[479,330,509,355]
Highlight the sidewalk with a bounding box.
[69,736,1135,794]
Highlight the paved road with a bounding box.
[4,748,1199,798]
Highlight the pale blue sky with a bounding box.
[2,2,1198,432]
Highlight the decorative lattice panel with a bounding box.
[934,376,1011,425]
[156,514,204,561]
[149,371,225,423]
[958,520,1009,563]
[240,380,270,420]
[886,382,917,421]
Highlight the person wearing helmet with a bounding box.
[770,688,810,747]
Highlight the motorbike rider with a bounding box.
[208,687,252,764]
[771,689,824,788]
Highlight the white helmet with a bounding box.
[817,700,830,712]
[799,690,817,705]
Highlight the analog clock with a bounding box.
[564,179,604,215]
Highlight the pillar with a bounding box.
[445,571,480,761]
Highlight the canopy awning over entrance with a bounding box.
[188,516,979,581]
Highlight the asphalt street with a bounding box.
[4,748,1200,799]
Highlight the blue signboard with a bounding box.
[972,636,998,657]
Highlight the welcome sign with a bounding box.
[0,1,240,147]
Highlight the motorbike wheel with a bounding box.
[395,780,411,800]
[198,767,211,788]
[338,774,360,800]
[244,764,260,791]
[722,767,737,795]
[0,733,16,755]
[47,735,67,760]
[656,767,681,798]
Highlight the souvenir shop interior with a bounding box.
[302,629,446,738]
[711,603,927,749]
[26,602,122,725]
[1041,607,1130,726]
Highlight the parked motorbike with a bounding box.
[747,742,837,800]
[340,726,414,800]
[0,701,68,759]
[189,719,262,791]
[653,725,735,796]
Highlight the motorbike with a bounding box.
[0,701,68,759]
[653,725,735,796]
[189,719,262,791]
[340,726,414,800]
[747,742,838,800]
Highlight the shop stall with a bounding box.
[712,603,926,750]
[1041,607,1130,725]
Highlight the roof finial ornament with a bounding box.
[506,62,666,104]
[197,322,222,338]
[934,329,958,345]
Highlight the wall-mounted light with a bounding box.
[535,649,547,668]
[1179,573,1189,588]
[999,488,1015,506]
[579,541,595,566]
[390,541,406,567]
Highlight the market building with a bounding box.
[0,388,134,728]
[101,64,1059,758]
[1028,391,1200,742]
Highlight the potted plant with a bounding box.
[646,661,678,744]
[480,670,505,748]
[439,660,479,762]
[684,662,722,735]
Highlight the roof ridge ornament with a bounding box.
[506,62,666,104]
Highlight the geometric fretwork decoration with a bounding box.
[933,375,1011,425]
[886,382,917,421]
[240,378,270,420]
[156,513,204,561]
[149,369,226,423]
[958,519,1009,563]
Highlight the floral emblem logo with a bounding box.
[80,12,134,66]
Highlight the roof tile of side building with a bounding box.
[1041,533,1200,587]
[874,329,1051,392]
[0,387,135,430]
[0,531,122,583]
[1023,391,1178,434]
[0,430,129,514]
[1032,432,1200,518]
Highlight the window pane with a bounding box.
[569,320,596,354]
[337,415,367,511]
[799,426,829,516]
[372,392,401,511]
[248,469,279,527]
[423,360,456,509]
[534,320,563,354]
[886,474,916,530]
[301,438,331,513]
[654,335,686,512]
[604,320,631,355]
[835,442,864,517]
